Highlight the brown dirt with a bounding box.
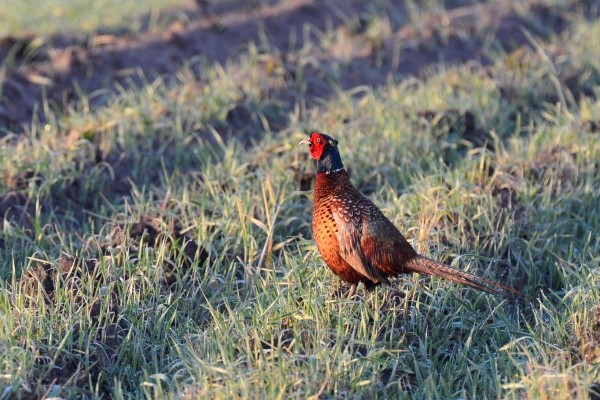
[581,307,600,364]
[0,0,586,133]
[0,190,33,231]
[103,215,209,286]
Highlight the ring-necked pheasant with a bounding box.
[300,131,522,297]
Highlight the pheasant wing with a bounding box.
[356,197,418,276]
[331,196,390,285]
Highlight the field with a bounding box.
[1,0,599,398]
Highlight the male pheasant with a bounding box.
[300,131,521,297]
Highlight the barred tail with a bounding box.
[405,256,524,298]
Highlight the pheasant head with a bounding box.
[300,132,344,174]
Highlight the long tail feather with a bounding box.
[405,256,524,298]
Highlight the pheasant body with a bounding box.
[301,131,521,297]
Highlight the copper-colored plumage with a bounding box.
[302,131,522,297]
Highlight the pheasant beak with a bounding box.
[299,138,311,146]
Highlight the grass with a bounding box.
[0,0,187,36]
[1,0,600,398]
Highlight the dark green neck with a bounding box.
[317,148,345,174]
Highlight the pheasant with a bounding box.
[300,131,522,297]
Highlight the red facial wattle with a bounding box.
[309,132,326,160]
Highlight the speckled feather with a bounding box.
[313,170,415,286]
[312,170,520,296]
[304,131,523,297]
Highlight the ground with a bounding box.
[0,0,583,130]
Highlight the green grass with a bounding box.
[0,0,187,36]
[1,0,600,398]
